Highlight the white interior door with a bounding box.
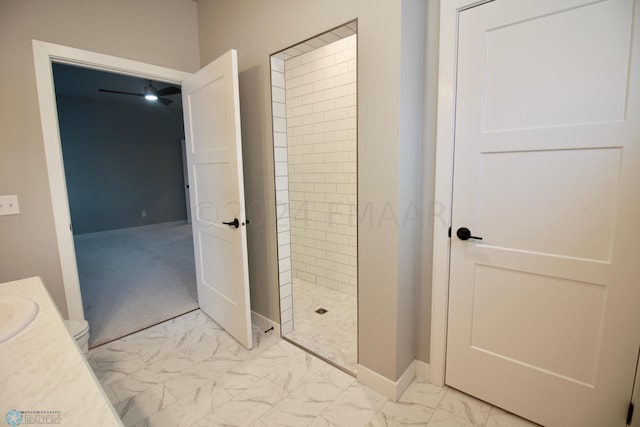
[182,50,253,349]
[446,1,640,426]
[181,138,192,225]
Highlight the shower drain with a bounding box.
[315,308,328,315]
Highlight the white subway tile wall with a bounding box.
[271,56,294,335]
[285,35,357,297]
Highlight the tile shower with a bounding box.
[271,23,358,373]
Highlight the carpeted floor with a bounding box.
[74,222,198,347]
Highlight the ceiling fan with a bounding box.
[98,81,181,105]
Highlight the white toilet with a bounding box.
[64,319,90,356]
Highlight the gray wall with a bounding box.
[56,95,187,234]
[196,0,436,381]
[0,0,199,317]
[417,0,441,375]
[397,0,427,377]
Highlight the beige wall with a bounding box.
[197,0,433,380]
[0,0,438,384]
[0,0,200,317]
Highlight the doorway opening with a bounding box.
[51,63,197,347]
[270,21,358,374]
[35,42,256,350]
[33,40,192,335]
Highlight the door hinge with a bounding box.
[627,401,634,425]
[448,226,451,238]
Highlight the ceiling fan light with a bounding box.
[144,83,158,101]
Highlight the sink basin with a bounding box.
[0,295,39,344]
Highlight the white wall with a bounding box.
[285,35,358,297]
[271,56,295,335]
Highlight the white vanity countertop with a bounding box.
[0,276,122,426]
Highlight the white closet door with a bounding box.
[446,1,640,425]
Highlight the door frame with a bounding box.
[32,40,191,319]
[429,0,493,386]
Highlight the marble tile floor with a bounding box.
[285,279,357,373]
[88,309,540,427]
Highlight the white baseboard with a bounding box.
[357,361,416,401]
[251,310,280,336]
[396,361,417,398]
[415,360,430,380]
[74,220,188,240]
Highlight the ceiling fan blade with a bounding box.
[157,97,173,106]
[156,86,181,96]
[98,88,144,97]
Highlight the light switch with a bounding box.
[0,195,20,216]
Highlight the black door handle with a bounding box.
[457,227,482,241]
[222,218,240,228]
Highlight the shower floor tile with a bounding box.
[283,279,357,373]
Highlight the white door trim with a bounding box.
[32,40,191,320]
[429,0,493,386]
